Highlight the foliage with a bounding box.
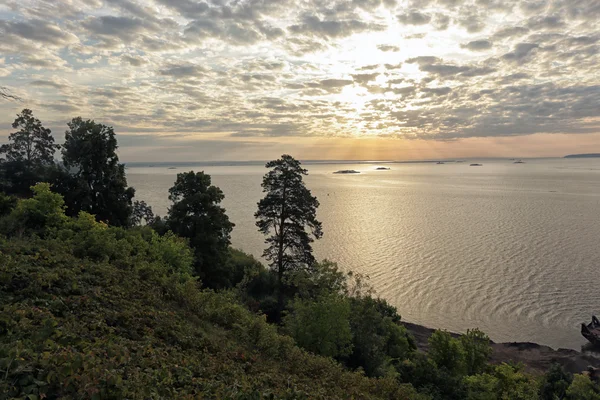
[428,330,467,376]
[566,374,600,400]
[0,109,60,196]
[461,328,493,375]
[255,154,323,311]
[465,363,540,400]
[348,296,416,377]
[397,352,467,399]
[540,363,572,400]
[61,117,134,227]
[0,192,16,216]
[283,294,353,359]
[5,183,68,236]
[0,218,419,399]
[166,171,234,288]
[130,200,155,226]
[0,109,59,165]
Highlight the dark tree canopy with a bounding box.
[130,200,155,226]
[166,171,234,288]
[0,109,59,166]
[60,117,134,226]
[0,109,60,196]
[255,154,322,308]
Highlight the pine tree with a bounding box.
[255,154,322,310]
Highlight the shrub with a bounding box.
[283,294,353,359]
[461,328,492,375]
[428,330,466,376]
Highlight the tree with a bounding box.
[166,171,234,288]
[1,109,59,165]
[567,374,600,400]
[460,329,492,375]
[255,154,322,310]
[283,294,353,359]
[540,363,572,400]
[4,183,68,236]
[130,200,155,226]
[61,117,134,227]
[0,109,60,196]
[428,330,466,376]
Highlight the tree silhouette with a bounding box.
[0,109,59,166]
[0,109,59,196]
[166,171,234,288]
[61,117,134,226]
[255,154,322,311]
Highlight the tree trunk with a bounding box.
[276,181,287,316]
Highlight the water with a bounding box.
[127,158,600,350]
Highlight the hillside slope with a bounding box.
[0,235,420,399]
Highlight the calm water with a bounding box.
[127,158,600,350]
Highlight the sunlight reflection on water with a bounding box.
[128,158,600,350]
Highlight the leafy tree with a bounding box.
[0,109,60,196]
[166,171,234,288]
[347,296,415,377]
[283,294,353,359]
[428,330,466,376]
[567,374,600,400]
[540,363,572,400]
[460,328,492,375]
[61,117,134,226]
[0,192,17,216]
[1,109,59,165]
[4,183,67,236]
[255,154,322,310]
[130,200,155,226]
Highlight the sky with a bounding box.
[0,0,599,161]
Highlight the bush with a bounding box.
[428,330,466,376]
[540,363,572,400]
[5,182,67,236]
[348,296,415,377]
[567,374,600,400]
[460,328,492,375]
[283,294,353,359]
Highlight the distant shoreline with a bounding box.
[564,154,600,158]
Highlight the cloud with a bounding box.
[397,10,432,25]
[159,63,208,78]
[0,19,77,46]
[289,15,385,39]
[377,44,399,52]
[1,0,599,151]
[82,16,148,41]
[502,43,539,64]
[461,40,493,51]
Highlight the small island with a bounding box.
[333,169,361,174]
[564,153,600,158]
[375,167,390,170]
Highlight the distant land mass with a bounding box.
[564,153,600,158]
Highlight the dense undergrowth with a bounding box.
[1,184,599,399]
[0,185,420,399]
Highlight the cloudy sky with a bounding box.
[0,0,599,161]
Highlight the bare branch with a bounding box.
[0,87,21,102]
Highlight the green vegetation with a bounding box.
[1,113,600,399]
[255,154,323,315]
[163,171,234,289]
